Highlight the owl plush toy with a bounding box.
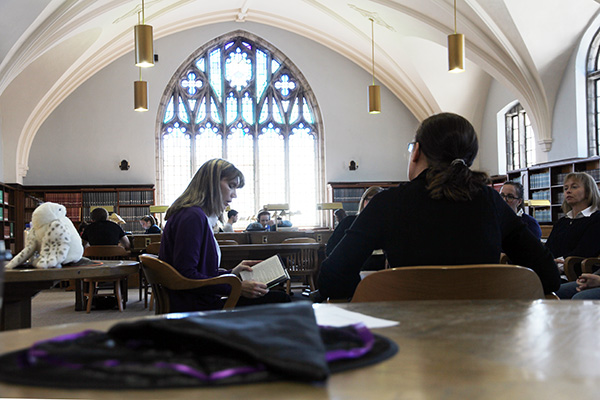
[6,202,84,269]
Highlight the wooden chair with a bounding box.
[139,254,242,315]
[139,242,161,309]
[351,264,546,302]
[82,245,132,313]
[217,239,239,246]
[281,238,318,294]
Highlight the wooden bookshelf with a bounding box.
[328,181,402,215]
[507,156,600,225]
[17,185,155,252]
[0,183,17,254]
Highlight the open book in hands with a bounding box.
[239,255,290,288]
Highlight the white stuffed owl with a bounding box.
[6,202,84,269]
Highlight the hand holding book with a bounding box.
[239,255,290,289]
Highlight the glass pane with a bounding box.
[209,48,222,100]
[225,47,252,91]
[195,127,222,168]
[289,126,317,226]
[259,100,268,123]
[302,98,314,123]
[289,98,299,123]
[256,49,268,99]
[272,59,281,74]
[162,123,191,206]
[258,125,285,207]
[226,93,237,124]
[195,57,205,72]
[210,97,221,123]
[163,96,174,123]
[178,96,189,123]
[272,98,284,124]
[274,74,296,96]
[196,98,206,123]
[181,72,203,95]
[242,92,253,123]
[227,127,255,221]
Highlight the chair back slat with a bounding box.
[351,264,545,302]
[83,245,130,260]
[139,254,241,314]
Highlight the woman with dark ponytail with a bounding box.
[318,113,560,300]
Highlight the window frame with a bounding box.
[154,30,325,225]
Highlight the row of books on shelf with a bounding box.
[531,190,550,200]
[0,189,8,205]
[118,206,151,220]
[118,190,154,205]
[123,221,145,234]
[3,223,13,239]
[45,192,83,207]
[529,172,551,189]
[82,191,118,206]
[24,194,44,208]
[533,209,552,223]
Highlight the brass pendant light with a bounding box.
[368,18,381,114]
[134,68,148,112]
[448,0,465,73]
[135,0,154,68]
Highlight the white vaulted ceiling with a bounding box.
[1,0,599,181]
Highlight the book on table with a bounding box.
[239,255,290,288]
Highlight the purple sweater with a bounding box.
[159,206,232,311]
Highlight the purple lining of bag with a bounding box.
[154,362,267,382]
[24,329,268,382]
[324,323,375,362]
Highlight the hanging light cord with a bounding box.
[454,0,457,34]
[370,18,375,85]
[142,0,145,25]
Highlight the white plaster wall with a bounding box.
[24,21,417,186]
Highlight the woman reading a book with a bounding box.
[317,112,560,300]
[159,158,289,311]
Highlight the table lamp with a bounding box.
[149,205,169,228]
[317,202,344,229]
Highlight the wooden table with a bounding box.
[2,260,139,330]
[0,300,599,398]
[219,242,321,269]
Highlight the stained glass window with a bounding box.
[158,33,322,226]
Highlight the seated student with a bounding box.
[82,207,130,249]
[326,186,383,257]
[546,172,600,299]
[139,215,162,234]
[317,112,560,300]
[159,158,290,311]
[334,209,347,227]
[246,210,273,231]
[499,181,542,240]
[223,209,238,232]
[557,271,600,300]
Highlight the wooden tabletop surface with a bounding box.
[4,260,139,282]
[0,300,598,399]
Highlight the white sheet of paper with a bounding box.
[312,304,399,328]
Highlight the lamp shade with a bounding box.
[135,24,154,67]
[134,80,148,112]
[448,33,465,73]
[368,85,381,114]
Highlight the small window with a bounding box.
[587,27,600,156]
[506,104,535,170]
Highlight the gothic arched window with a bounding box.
[505,103,535,170]
[157,31,323,226]
[587,27,600,156]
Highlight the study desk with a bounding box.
[2,260,139,331]
[0,300,599,399]
[219,242,322,270]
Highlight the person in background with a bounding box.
[139,215,162,234]
[245,210,273,231]
[223,209,238,232]
[334,209,347,227]
[159,158,290,311]
[82,207,130,249]
[499,181,542,240]
[326,186,383,257]
[547,172,600,299]
[317,112,560,300]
